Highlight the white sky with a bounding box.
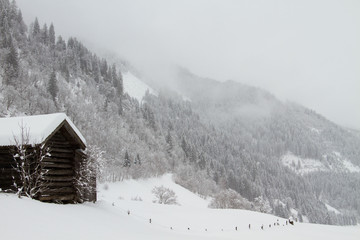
[16,0,360,129]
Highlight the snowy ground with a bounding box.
[1,174,359,240]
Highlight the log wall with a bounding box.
[0,148,20,192]
[39,131,76,203]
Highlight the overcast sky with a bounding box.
[16,0,360,129]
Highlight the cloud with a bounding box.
[16,0,360,129]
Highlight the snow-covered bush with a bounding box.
[174,165,218,197]
[152,186,178,205]
[131,196,143,201]
[209,189,252,210]
[12,123,50,199]
[253,196,272,213]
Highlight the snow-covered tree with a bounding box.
[48,23,55,48]
[152,186,178,205]
[48,70,58,101]
[209,189,252,210]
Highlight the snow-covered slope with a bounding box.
[281,152,360,175]
[123,71,157,101]
[281,152,327,175]
[99,174,208,208]
[1,174,359,240]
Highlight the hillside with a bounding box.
[1,175,360,240]
[0,0,360,226]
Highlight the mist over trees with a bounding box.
[1,0,359,226]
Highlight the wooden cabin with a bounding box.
[0,113,96,203]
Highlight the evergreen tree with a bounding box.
[118,70,123,96]
[56,35,66,51]
[165,129,173,153]
[4,37,19,85]
[48,23,55,48]
[48,70,58,101]
[181,137,188,157]
[134,153,141,165]
[10,0,17,18]
[15,9,26,38]
[198,153,206,170]
[41,23,48,45]
[124,150,131,167]
[32,17,40,37]
[100,59,108,77]
[0,8,10,48]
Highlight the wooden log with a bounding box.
[0,173,20,180]
[0,157,14,163]
[50,148,74,153]
[0,170,18,175]
[0,180,21,186]
[0,149,13,154]
[47,152,73,158]
[47,141,71,145]
[42,157,72,163]
[50,135,67,141]
[48,145,73,150]
[38,194,75,201]
[41,176,74,181]
[0,159,15,163]
[0,163,15,168]
[0,155,13,161]
[0,175,18,179]
[43,182,73,187]
[0,168,18,173]
[40,187,74,194]
[45,169,73,176]
[41,162,73,169]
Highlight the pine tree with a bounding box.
[134,153,141,165]
[0,9,11,48]
[56,35,66,51]
[100,59,108,77]
[198,153,206,170]
[4,37,19,85]
[10,0,17,19]
[166,129,173,153]
[48,70,58,101]
[32,17,40,37]
[124,150,131,167]
[117,70,124,96]
[181,137,188,158]
[41,23,48,45]
[16,9,26,37]
[48,23,55,48]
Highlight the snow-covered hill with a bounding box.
[123,71,157,101]
[1,175,359,240]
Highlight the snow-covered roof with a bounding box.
[0,113,86,147]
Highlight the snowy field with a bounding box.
[1,174,359,240]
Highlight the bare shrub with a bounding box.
[12,122,50,198]
[131,196,143,201]
[152,185,178,205]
